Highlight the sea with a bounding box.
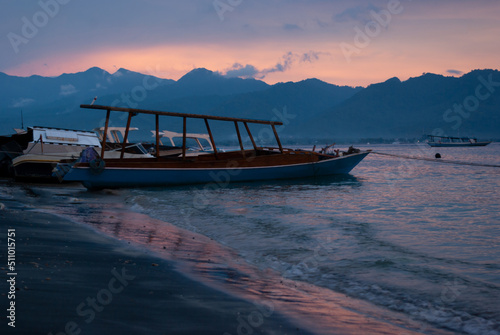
[2,143,499,334]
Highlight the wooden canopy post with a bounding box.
[80,104,286,158]
[204,119,218,159]
[39,134,44,154]
[182,117,187,160]
[182,117,187,159]
[120,112,133,159]
[155,114,160,158]
[243,122,258,152]
[234,121,245,157]
[101,109,111,158]
[271,124,283,153]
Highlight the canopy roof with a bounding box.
[81,104,283,126]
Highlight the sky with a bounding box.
[1,0,499,87]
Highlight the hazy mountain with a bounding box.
[1,67,174,110]
[303,69,500,141]
[0,67,359,141]
[207,78,362,120]
[175,68,270,97]
[0,67,498,143]
[0,67,174,133]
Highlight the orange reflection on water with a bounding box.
[49,200,433,335]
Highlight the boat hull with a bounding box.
[63,151,370,189]
[12,151,152,181]
[12,153,81,181]
[427,141,491,147]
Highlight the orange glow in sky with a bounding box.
[2,1,500,86]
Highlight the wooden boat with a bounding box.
[427,135,492,147]
[62,105,370,189]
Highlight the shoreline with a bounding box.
[0,181,459,335]
[1,203,309,335]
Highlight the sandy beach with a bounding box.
[1,198,309,335]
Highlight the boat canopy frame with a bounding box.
[80,104,284,160]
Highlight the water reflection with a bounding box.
[48,197,429,335]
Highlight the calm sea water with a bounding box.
[2,143,499,334]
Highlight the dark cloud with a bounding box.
[333,4,384,24]
[224,63,260,79]
[447,69,463,75]
[283,23,302,31]
[263,52,296,75]
[301,51,322,63]
[223,51,327,79]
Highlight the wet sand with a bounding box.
[1,205,308,335]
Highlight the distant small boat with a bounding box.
[427,135,491,147]
[61,104,371,189]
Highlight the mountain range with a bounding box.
[1,67,498,144]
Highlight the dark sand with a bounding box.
[1,204,308,335]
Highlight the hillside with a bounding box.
[0,68,498,143]
[302,70,500,141]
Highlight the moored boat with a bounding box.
[427,135,491,147]
[11,127,102,181]
[11,126,153,181]
[62,105,371,189]
[0,129,30,177]
[142,129,214,157]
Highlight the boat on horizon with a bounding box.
[427,135,492,147]
[61,104,371,190]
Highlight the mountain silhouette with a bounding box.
[1,68,498,142]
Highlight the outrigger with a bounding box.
[61,104,370,189]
